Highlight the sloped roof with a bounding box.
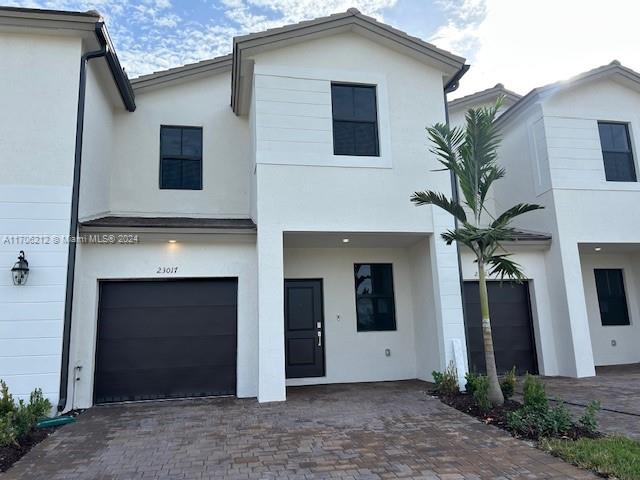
[448,83,521,112]
[231,8,467,114]
[80,216,256,230]
[0,6,135,111]
[131,54,232,92]
[498,60,640,126]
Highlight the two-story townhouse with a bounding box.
[1,6,474,410]
[451,61,640,380]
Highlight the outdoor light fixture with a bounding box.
[168,240,177,244]
[594,247,602,252]
[342,238,350,243]
[11,250,29,286]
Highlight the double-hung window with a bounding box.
[354,263,396,331]
[597,122,636,182]
[594,269,630,326]
[331,84,379,156]
[160,126,203,190]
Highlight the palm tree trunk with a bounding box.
[477,258,504,406]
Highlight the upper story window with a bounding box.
[354,263,396,332]
[594,269,630,326]
[331,84,379,157]
[597,122,637,182]
[160,126,203,190]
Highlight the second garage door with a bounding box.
[464,281,538,375]
[94,279,237,404]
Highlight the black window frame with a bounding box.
[594,268,631,326]
[354,263,397,332]
[159,125,203,190]
[331,83,380,157]
[597,121,637,182]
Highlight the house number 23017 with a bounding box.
[157,266,178,274]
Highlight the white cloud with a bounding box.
[439,0,640,98]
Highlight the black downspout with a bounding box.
[57,44,107,413]
[443,65,472,373]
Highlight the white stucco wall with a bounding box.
[283,246,419,385]
[0,32,81,402]
[581,252,640,366]
[108,73,252,219]
[250,32,466,400]
[67,234,258,409]
[78,60,117,220]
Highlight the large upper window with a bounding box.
[597,122,636,182]
[331,84,379,157]
[160,126,203,190]
[594,269,630,326]
[354,263,396,331]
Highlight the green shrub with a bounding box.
[579,401,601,436]
[0,381,52,447]
[522,374,548,411]
[432,362,459,396]
[472,375,491,412]
[0,413,17,447]
[500,367,517,400]
[0,380,15,416]
[27,388,52,421]
[464,371,479,395]
[548,403,573,436]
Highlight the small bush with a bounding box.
[0,413,17,447]
[522,374,548,411]
[0,381,52,447]
[579,401,601,436]
[464,371,479,395]
[548,403,573,436]
[500,367,517,400]
[472,375,491,412]
[432,362,459,396]
[0,380,15,417]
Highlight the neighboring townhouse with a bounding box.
[1,6,472,410]
[450,61,640,379]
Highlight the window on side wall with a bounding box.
[160,126,203,190]
[597,122,637,182]
[331,83,379,157]
[594,268,630,326]
[354,263,396,331]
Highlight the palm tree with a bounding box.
[411,99,543,406]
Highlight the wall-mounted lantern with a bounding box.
[11,251,29,286]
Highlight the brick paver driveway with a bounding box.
[533,363,640,440]
[5,381,595,480]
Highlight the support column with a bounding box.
[549,241,596,377]
[430,208,468,386]
[256,226,286,402]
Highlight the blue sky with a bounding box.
[6,0,640,97]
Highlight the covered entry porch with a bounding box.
[280,231,467,388]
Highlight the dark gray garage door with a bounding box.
[464,281,538,375]
[95,279,237,403]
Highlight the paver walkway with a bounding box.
[4,381,596,480]
[530,364,640,440]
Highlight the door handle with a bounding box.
[317,330,322,347]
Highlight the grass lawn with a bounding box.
[540,436,640,480]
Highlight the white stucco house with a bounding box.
[1,6,638,412]
[450,62,640,378]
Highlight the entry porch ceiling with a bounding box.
[283,231,430,249]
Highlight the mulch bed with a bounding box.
[0,426,58,473]
[435,391,598,441]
